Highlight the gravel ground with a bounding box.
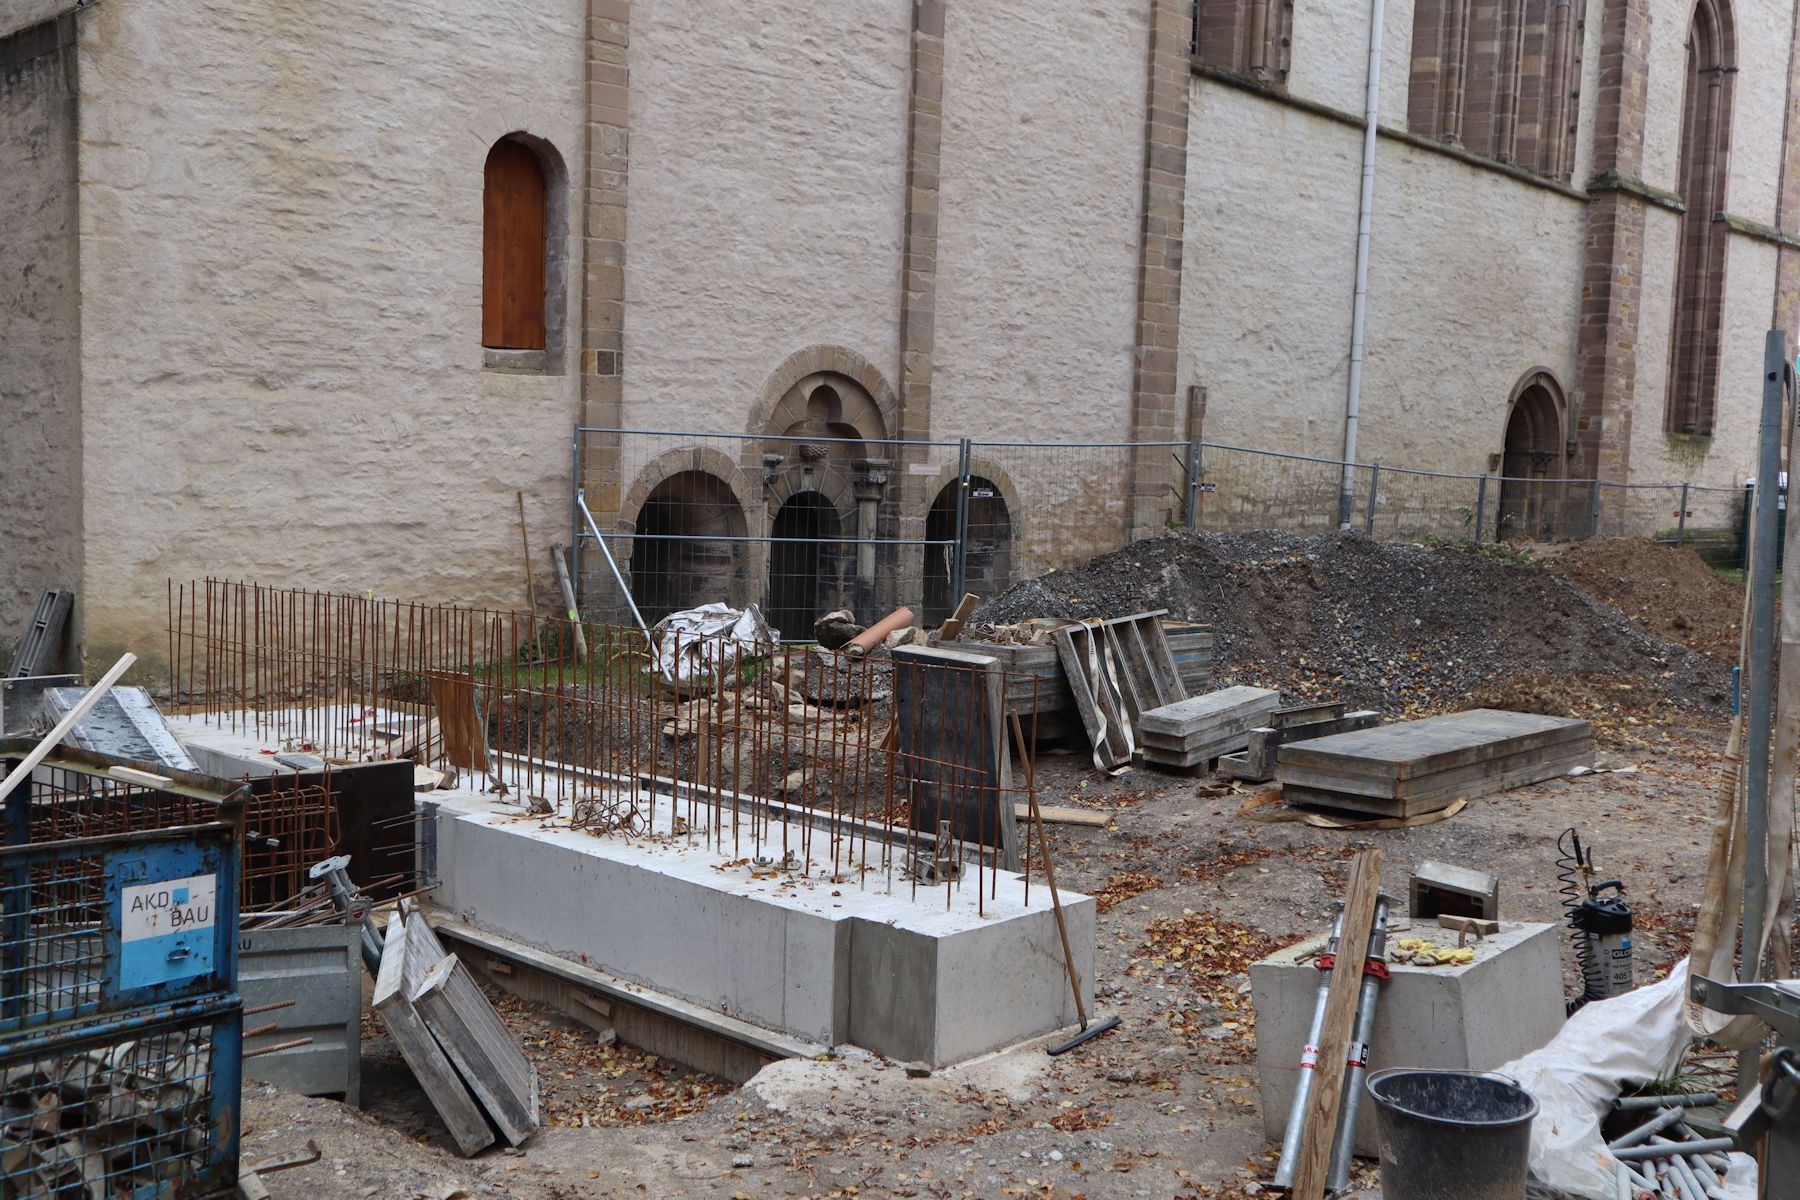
[243,706,1733,1200]
[970,532,1731,716]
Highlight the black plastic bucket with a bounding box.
[1366,1069,1539,1200]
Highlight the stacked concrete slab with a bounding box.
[1138,685,1280,770]
[1275,708,1592,817]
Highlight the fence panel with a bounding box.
[573,427,1754,634]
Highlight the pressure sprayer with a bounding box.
[1557,827,1634,1014]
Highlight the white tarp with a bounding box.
[649,603,776,685]
[1503,959,1756,1199]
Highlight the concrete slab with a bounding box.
[1251,920,1564,1157]
[1139,686,1280,769]
[1275,709,1592,816]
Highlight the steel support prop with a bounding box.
[1273,906,1348,1190]
[1326,896,1390,1191]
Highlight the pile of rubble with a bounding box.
[973,531,1731,714]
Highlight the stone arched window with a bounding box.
[482,134,568,369]
[1665,0,1736,437]
[1407,0,1583,180]
[1191,0,1291,85]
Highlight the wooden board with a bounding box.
[1275,709,1590,787]
[1220,710,1382,782]
[892,645,1019,869]
[1014,803,1112,828]
[1282,739,1591,817]
[371,914,494,1156]
[413,954,541,1146]
[1138,686,1280,737]
[1291,848,1385,1200]
[429,676,490,773]
[1052,624,1134,770]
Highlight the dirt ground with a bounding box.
[242,700,1733,1200]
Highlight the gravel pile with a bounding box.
[972,531,1731,714]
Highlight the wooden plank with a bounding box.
[1138,686,1280,737]
[1014,803,1112,828]
[892,646,1020,868]
[371,914,494,1156]
[1291,848,1385,1200]
[1283,741,1591,817]
[428,676,490,773]
[412,954,541,1145]
[936,592,980,642]
[1130,615,1186,703]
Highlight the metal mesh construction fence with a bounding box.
[571,427,1750,635]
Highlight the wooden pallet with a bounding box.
[1051,611,1186,770]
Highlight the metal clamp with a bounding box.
[1762,1045,1800,1122]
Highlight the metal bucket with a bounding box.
[1366,1068,1539,1200]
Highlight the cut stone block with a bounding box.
[1252,921,1564,1158]
[1275,708,1592,817]
[1138,685,1280,769]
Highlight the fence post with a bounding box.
[1364,465,1380,536]
[1185,435,1203,531]
[1473,475,1488,545]
[1676,482,1690,548]
[952,438,972,600]
[569,424,583,607]
[1586,480,1603,538]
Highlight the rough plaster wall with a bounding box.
[1378,0,1415,129]
[1182,83,1585,473]
[622,2,909,436]
[0,21,83,664]
[74,0,585,669]
[1640,1,1689,193]
[1727,0,1788,226]
[2,0,75,40]
[933,0,1147,443]
[1289,0,1377,115]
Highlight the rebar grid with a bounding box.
[17,763,329,912]
[170,581,1055,913]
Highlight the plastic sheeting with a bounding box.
[649,603,777,685]
[1503,959,1756,1200]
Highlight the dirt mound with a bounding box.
[972,531,1730,715]
[1538,537,1743,664]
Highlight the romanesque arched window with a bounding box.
[1191,0,1291,84]
[483,137,549,351]
[1408,0,1583,180]
[1665,0,1735,436]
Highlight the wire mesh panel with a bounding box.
[1191,443,1348,534]
[0,824,237,1034]
[0,999,241,1198]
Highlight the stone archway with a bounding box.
[618,449,758,624]
[752,348,899,623]
[1498,371,1567,540]
[920,462,1022,624]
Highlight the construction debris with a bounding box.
[650,602,776,684]
[845,605,914,656]
[812,608,863,649]
[7,588,73,677]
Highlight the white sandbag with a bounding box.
[1503,959,1756,1199]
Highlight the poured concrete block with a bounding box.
[1251,921,1564,1158]
[432,791,1092,1067]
